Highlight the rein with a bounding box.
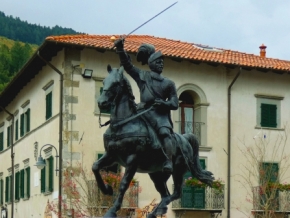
[99,82,131,128]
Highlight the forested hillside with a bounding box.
[0,11,81,45]
[0,36,37,92]
[0,11,83,93]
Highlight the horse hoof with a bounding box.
[155,206,168,215]
[103,210,117,217]
[146,213,156,218]
[105,184,113,196]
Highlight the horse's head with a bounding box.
[98,64,125,111]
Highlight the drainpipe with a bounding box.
[0,106,14,218]
[227,67,242,218]
[37,51,63,217]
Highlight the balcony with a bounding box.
[87,181,139,209]
[176,121,204,144]
[252,186,290,215]
[172,185,224,216]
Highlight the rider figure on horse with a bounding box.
[114,38,179,173]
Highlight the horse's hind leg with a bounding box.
[92,152,116,195]
[104,154,137,218]
[171,155,187,201]
[147,172,171,217]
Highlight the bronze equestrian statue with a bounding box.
[92,41,214,218]
[115,38,178,173]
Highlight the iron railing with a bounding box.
[176,121,204,144]
[252,186,290,212]
[172,185,225,210]
[87,180,139,209]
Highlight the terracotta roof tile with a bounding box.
[46,34,290,71]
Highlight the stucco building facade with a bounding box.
[1,35,290,217]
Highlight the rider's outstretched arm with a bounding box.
[114,39,142,84]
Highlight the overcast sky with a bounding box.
[2,0,290,60]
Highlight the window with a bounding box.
[15,119,18,141]
[41,156,54,193]
[0,177,3,205]
[177,89,207,146]
[46,91,52,120]
[256,95,282,129]
[5,175,12,203]
[179,92,194,134]
[260,162,279,184]
[0,131,3,151]
[21,167,30,199]
[15,171,20,201]
[15,167,30,201]
[20,108,30,137]
[7,125,12,147]
[181,158,206,208]
[259,162,279,210]
[43,80,54,120]
[260,104,277,128]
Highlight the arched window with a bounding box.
[174,84,209,147]
[179,91,194,134]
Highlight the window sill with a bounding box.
[44,191,53,196]
[255,126,285,131]
[199,146,212,152]
[23,197,30,201]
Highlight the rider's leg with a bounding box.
[159,127,173,173]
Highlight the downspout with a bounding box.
[0,107,14,218]
[227,67,242,218]
[37,51,63,217]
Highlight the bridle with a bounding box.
[98,80,123,128]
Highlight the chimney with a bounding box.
[259,44,267,58]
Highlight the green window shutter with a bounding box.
[46,92,52,120]
[20,113,24,137]
[41,162,46,193]
[7,126,10,147]
[15,120,18,141]
[26,167,30,198]
[261,104,277,128]
[26,109,30,132]
[48,156,54,192]
[199,159,206,170]
[15,172,19,200]
[100,87,111,114]
[0,179,3,205]
[260,162,279,184]
[5,176,8,202]
[182,159,206,209]
[0,132,3,151]
[20,169,25,198]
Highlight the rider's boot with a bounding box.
[163,157,173,173]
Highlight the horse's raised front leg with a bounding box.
[92,152,116,195]
[104,154,137,218]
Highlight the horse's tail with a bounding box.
[183,133,214,186]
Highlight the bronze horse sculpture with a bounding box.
[92,65,214,218]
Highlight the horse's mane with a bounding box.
[122,75,137,113]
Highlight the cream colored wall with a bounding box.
[229,70,290,217]
[2,45,290,218]
[0,51,63,218]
